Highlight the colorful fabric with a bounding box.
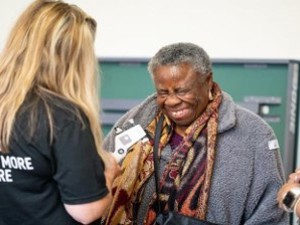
[169,131,183,150]
[103,83,222,225]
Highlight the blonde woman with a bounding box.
[0,0,120,224]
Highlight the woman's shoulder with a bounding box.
[18,94,87,132]
[219,92,275,141]
[47,96,88,130]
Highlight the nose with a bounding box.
[164,93,181,106]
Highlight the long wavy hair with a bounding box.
[0,0,104,158]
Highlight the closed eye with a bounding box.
[157,90,168,97]
[175,88,189,96]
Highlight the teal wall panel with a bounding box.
[100,62,154,99]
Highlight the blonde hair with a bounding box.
[0,0,104,158]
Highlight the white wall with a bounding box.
[1,0,300,60]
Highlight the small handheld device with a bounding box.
[112,123,147,163]
[282,187,300,212]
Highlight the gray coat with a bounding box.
[104,92,289,225]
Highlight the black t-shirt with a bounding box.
[0,97,108,225]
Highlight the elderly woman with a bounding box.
[102,42,288,225]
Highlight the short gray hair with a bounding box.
[148,42,212,78]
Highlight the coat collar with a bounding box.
[217,92,236,133]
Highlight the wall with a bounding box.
[0,0,300,59]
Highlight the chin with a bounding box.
[173,119,192,127]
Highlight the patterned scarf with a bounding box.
[103,83,222,225]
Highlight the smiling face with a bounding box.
[153,63,212,135]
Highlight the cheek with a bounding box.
[182,94,202,106]
[188,94,208,114]
[156,98,165,107]
[195,89,209,104]
[195,97,209,112]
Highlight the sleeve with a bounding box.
[244,129,290,225]
[52,118,108,205]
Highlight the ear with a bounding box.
[206,72,213,90]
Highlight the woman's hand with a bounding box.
[102,150,122,191]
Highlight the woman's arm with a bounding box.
[64,152,120,224]
[64,194,112,224]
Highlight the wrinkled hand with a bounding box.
[277,169,300,209]
[102,150,122,189]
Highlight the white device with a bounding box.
[112,124,147,163]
